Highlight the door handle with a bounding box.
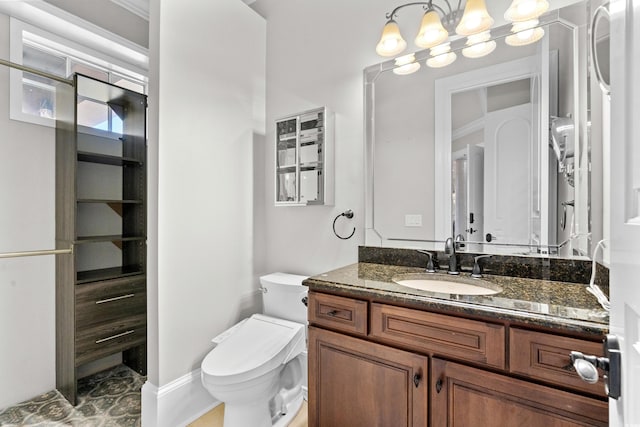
[413,373,421,388]
[569,334,621,399]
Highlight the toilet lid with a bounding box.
[202,314,305,384]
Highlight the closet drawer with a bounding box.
[75,276,146,329]
[370,303,506,369]
[309,292,367,336]
[75,314,146,366]
[509,328,606,397]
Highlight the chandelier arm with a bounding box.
[386,2,431,20]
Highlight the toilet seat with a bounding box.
[202,314,305,386]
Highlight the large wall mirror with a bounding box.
[364,0,608,260]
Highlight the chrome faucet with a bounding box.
[444,237,460,275]
[471,255,492,278]
[416,250,436,273]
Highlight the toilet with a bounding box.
[201,273,308,427]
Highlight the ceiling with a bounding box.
[108,0,258,21]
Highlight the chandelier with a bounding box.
[375,0,550,74]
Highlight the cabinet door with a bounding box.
[431,358,608,427]
[309,326,428,427]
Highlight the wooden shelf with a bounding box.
[75,234,146,244]
[77,199,143,204]
[77,151,142,166]
[76,266,144,284]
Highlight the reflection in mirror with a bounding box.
[364,2,603,259]
[591,3,610,96]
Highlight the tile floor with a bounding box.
[0,365,144,426]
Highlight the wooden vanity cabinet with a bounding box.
[307,291,608,427]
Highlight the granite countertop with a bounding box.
[304,262,609,337]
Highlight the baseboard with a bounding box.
[141,369,219,427]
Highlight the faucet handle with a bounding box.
[416,250,436,273]
[471,255,492,278]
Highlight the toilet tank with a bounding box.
[260,273,308,324]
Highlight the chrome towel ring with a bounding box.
[332,210,355,240]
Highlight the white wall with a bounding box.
[148,0,266,393]
[255,0,390,276]
[0,12,57,409]
[254,0,582,275]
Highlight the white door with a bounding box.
[466,145,484,248]
[484,103,532,249]
[609,0,640,424]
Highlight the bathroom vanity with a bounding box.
[305,258,609,426]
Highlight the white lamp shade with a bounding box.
[415,10,449,49]
[376,20,407,56]
[462,31,496,58]
[393,62,421,75]
[504,0,549,22]
[505,20,545,46]
[427,43,457,68]
[455,0,494,36]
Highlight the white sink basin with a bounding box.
[392,275,502,296]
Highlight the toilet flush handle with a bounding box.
[301,296,308,307]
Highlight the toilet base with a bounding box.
[272,393,304,427]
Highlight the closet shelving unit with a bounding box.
[55,74,147,404]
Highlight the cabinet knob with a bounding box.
[327,310,339,317]
[435,378,443,393]
[413,373,421,388]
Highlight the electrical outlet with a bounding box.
[405,214,422,227]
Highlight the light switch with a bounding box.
[405,214,422,227]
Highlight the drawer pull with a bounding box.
[327,310,339,317]
[95,293,135,304]
[95,329,135,344]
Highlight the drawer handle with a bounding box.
[96,293,135,304]
[327,310,339,317]
[95,329,135,344]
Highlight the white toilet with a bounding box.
[201,273,308,427]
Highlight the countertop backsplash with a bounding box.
[358,246,609,296]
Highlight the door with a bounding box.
[431,358,608,427]
[484,103,533,250]
[608,0,640,424]
[308,326,428,427]
[452,145,484,251]
[466,144,484,249]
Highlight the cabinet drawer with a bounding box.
[370,303,505,369]
[76,276,146,330]
[308,292,367,336]
[509,328,606,397]
[75,313,146,366]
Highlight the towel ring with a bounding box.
[333,210,355,240]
